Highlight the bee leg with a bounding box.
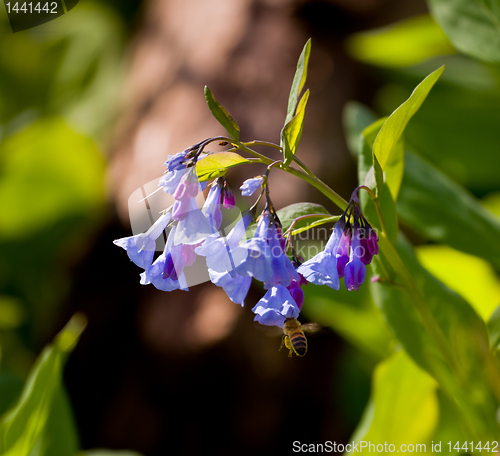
[279,335,286,352]
[288,348,293,358]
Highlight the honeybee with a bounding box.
[280,318,321,357]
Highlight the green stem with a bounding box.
[241,140,315,176]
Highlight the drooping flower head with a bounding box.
[298,189,379,291]
[235,202,300,289]
[240,176,264,197]
[113,211,172,271]
[252,285,300,327]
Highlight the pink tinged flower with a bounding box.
[252,285,300,327]
[113,212,172,271]
[172,167,200,201]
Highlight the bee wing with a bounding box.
[301,322,322,334]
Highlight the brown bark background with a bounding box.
[63,0,427,454]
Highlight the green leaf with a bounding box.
[33,386,80,456]
[302,278,393,359]
[428,0,500,63]
[204,86,240,141]
[346,110,399,243]
[0,117,105,240]
[281,89,310,167]
[0,374,24,417]
[275,202,331,233]
[346,14,456,68]
[350,351,438,447]
[370,235,500,440]
[373,66,444,171]
[0,314,87,455]
[397,151,500,269]
[416,245,500,321]
[285,39,311,124]
[487,304,500,349]
[195,152,250,183]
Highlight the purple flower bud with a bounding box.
[336,231,351,278]
[222,181,236,209]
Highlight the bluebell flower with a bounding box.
[235,213,300,288]
[113,212,172,271]
[172,168,215,245]
[195,212,251,273]
[140,225,189,291]
[252,285,300,327]
[297,222,341,290]
[202,180,223,232]
[298,196,379,291]
[240,177,264,197]
[344,221,366,291]
[209,270,251,306]
[196,212,253,305]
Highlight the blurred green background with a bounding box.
[1,0,500,455]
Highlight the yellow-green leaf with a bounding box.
[204,86,240,141]
[373,66,444,170]
[281,89,310,167]
[196,152,250,183]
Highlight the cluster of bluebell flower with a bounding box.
[114,142,379,331]
[298,191,379,292]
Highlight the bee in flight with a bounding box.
[280,318,321,357]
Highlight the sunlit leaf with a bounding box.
[373,66,444,170]
[285,39,311,124]
[350,351,438,448]
[347,14,455,68]
[302,280,393,359]
[428,0,500,63]
[370,235,500,440]
[345,107,399,243]
[195,152,250,183]
[282,89,310,167]
[204,87,240,141]
[0,314,86,455]
[415,245,500,321]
